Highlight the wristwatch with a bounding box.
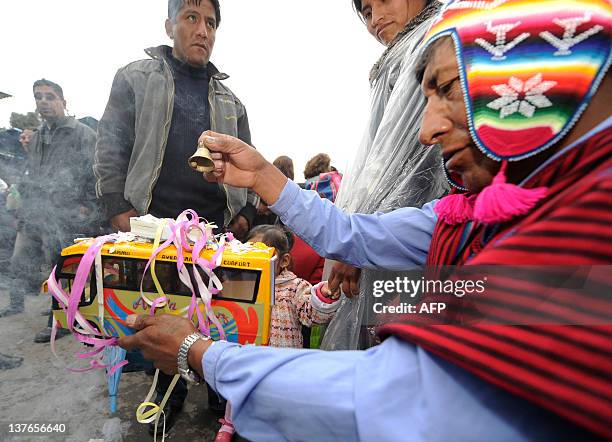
[177,332,211,384]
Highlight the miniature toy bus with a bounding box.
[51,239,276,345]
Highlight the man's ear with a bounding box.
[165,19,174,39]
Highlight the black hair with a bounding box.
[353,0,434,19]
[168,0,221,27]
[247,225,291,256]
[32,79,64,100]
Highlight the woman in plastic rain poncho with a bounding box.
[321,0,448,351]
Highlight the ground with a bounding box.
[0,286,234,442]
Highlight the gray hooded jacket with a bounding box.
[94,46,257,225]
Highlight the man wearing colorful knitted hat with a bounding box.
[119,1,612,440]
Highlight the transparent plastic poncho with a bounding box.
[320,17,449,351]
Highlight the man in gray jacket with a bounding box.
[94,0,257,239]
[93,0,257,433]
[2,79,100,342]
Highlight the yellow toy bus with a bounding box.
[51,239,276,345]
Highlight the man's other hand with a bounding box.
[110,209,138,232]
[328,263,362,298]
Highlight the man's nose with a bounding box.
[372,4,385,26]
[371,6,385,26]
[419,99,451,146]
[196,22,209,38]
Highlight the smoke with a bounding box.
[102,417,124,442]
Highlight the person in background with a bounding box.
[272,155,294,181]
[321,0,448,351]
[0,94,24,372]
[290,159,343,289]
[253,156,295,226]
[296,153,343,346]
[1,128,37,275]
[303,153,332,185]
[3,79,99,345]
[93,0,259,432]
[215,224,341,441]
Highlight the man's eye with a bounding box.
[440,84,453,95]
[437,77,460,98]
[187,15,197,23]
[206,19,216,28]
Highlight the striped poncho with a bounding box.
[379,126,612,438]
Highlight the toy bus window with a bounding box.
[60,257,81,275]
[194,266,261,303]
[134,260,192,296]
[103,259,125,287]
[56,256,94,305]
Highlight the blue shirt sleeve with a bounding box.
[269,180,438,270]
[203,339,594,442]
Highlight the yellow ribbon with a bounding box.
[136,368,180,442]
[140,220,169,309]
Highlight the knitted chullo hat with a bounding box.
[425,0,612,225]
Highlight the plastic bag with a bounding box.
[321,15,448,351]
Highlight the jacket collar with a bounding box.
[40,115,77,132]
[145,45,229,81]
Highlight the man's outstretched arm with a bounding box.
[119,315,590,442]
[200,131,437,270]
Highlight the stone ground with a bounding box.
[0,286,237,442]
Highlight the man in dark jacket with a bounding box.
[94,0,258,433]
[1,80,100,340]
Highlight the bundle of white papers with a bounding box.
[129,214,173,240]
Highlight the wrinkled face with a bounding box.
[34,86,66,122]
[361,0,427,45]
[19,129,34,151]
[418,39,499,193]
[166,0,217,67]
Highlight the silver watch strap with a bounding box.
[177,332,210,384]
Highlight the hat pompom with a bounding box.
[474,161,548,224]
[435,193,475,225]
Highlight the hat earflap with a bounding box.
[473,161,548,224]
[436,161,548,225]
